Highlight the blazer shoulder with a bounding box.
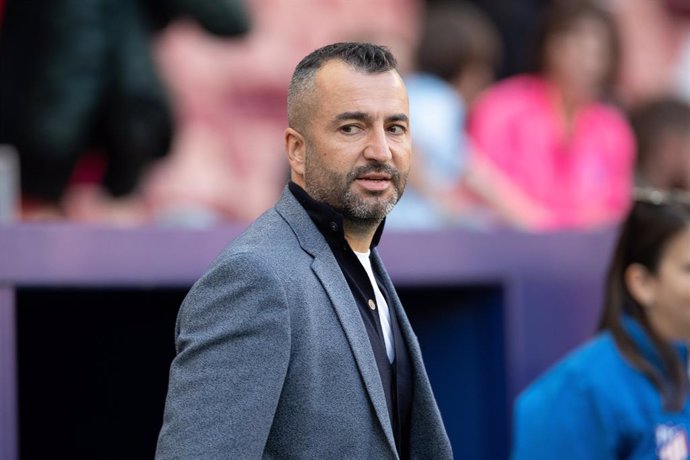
[206,208,317,284]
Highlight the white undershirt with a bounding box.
[354,250,395,363]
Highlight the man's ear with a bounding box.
[625,263,657,309]
[285,127,306,180]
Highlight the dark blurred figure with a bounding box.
[438,0,549,78]
[387,0,502,229]
[0,0,249,221]
[632,97,690,190]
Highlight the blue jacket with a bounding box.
[512,318,690,460]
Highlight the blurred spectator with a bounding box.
[386,1,501,230]
[674,5,690,103]
[141,0,421,226]
[631,97,690,190]
[465,0,635,231]
[466,0,549,78]
[512,189,690,458]
[611,0,690,107]
[0,0,249,223]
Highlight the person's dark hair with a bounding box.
[415,1,501,83]
[631,97,690,184]
[529,0,620,90]
[599,189,690,410]
[287,42,398,130]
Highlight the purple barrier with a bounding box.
[0,223,618,459]
[376,228,617,400]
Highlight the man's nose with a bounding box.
[362,127,392,162]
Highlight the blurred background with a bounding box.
[4,0,690,229]
[3,0,690,458]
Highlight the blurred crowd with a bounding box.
[2,0,690,231]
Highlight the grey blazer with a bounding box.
[156,187,452,459]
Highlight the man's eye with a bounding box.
[388,125,406,134]
[340,125,361,134]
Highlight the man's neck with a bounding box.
[343,219,380,253]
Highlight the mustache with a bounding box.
[348,163,400,182]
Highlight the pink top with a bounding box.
[468,75,635,230]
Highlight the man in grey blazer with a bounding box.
[156,42,452,459]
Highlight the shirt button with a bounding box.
[368,299,376,310]
[330,222,338,232]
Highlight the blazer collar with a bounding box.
[287,181,386,249]
[274,186,329,258]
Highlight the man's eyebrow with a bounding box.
[334,111,372,123]
[387,114,409,124]
[333,112,409,124]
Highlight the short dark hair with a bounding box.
[287,42,398,130]
[600,192,690,410]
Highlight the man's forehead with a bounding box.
[314,59,404,90]
[311,60,408,109]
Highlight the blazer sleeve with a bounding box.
[156,251,291,459]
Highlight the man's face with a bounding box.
[299,60,411,223]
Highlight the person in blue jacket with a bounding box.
[513,187,690,460]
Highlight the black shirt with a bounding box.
[288,182,412,458]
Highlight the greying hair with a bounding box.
[287,42,398,130]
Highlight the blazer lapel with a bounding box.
[275,188,398,456]
[312,258,397,450]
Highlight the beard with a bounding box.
[304,147,407,224]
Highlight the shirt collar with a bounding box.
[288,181,385,249]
